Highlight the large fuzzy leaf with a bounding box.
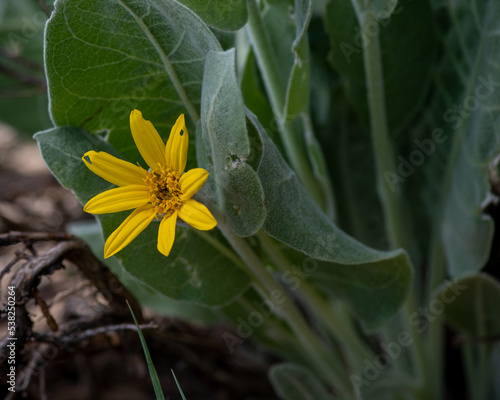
[437,273,500,337]
[200,49,266,237]
[247,110,412,329]
[45,0,221,163]
[249,110,401,263]
[176,0,247,31]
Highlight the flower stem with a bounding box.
[349,1,427,395]
[462,344,487,400]
[425,237,445,400]
[257,231,374,371]
[218,219,353,397]
[349,3,404,249]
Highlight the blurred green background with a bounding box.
[0,0,53,137]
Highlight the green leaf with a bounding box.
[355,370,418,400]
[371,0,399,18]
[45,0,221,163]
[313,257,411,330]
[247,111,411,329]
[323,95,387,250]
[176,0,247,31]
[248,110,401,262]
[283,0,312,122]
[284,247,410,330]
[436,1,500,276]
[102,212,249,307]
[437,273,500,337]
[261,0,295,97]
[324,0,436,135]
[220,286,305,360]
[241,48,274,134]
[399,1,500,277]
[249,0,335,217]
[269,363,334,400]
[200,49,266,237]
[171,370,187,400]
[441,162,494,276]
[258,0,313,122]
[68,220,218,323]
[35,127,116,204]
[127,302,165,400]
[308,31,386,247]
[36,126,251,307]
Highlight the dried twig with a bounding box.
[0,231,74,247]
[32,288,59,332]
[1,235,143,320]
[32,322,158,345]
[0,233,145,389]
[0,250,30,279]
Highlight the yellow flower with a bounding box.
[82,109,217,258]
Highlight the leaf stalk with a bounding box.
[218,218,354,398]
[245,0,333,214]
[350,1,428,396]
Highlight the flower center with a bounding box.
[144,163,182,219]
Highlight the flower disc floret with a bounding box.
[145,164,183,218]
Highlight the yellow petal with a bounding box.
[82,151,147,187]
[179,168,209,201]
[130,109,166,170]
[104,204,156,258]
[157,212,178,256]
[84,185,150,214]
[178,199,217,231]
[165,114,188,173]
